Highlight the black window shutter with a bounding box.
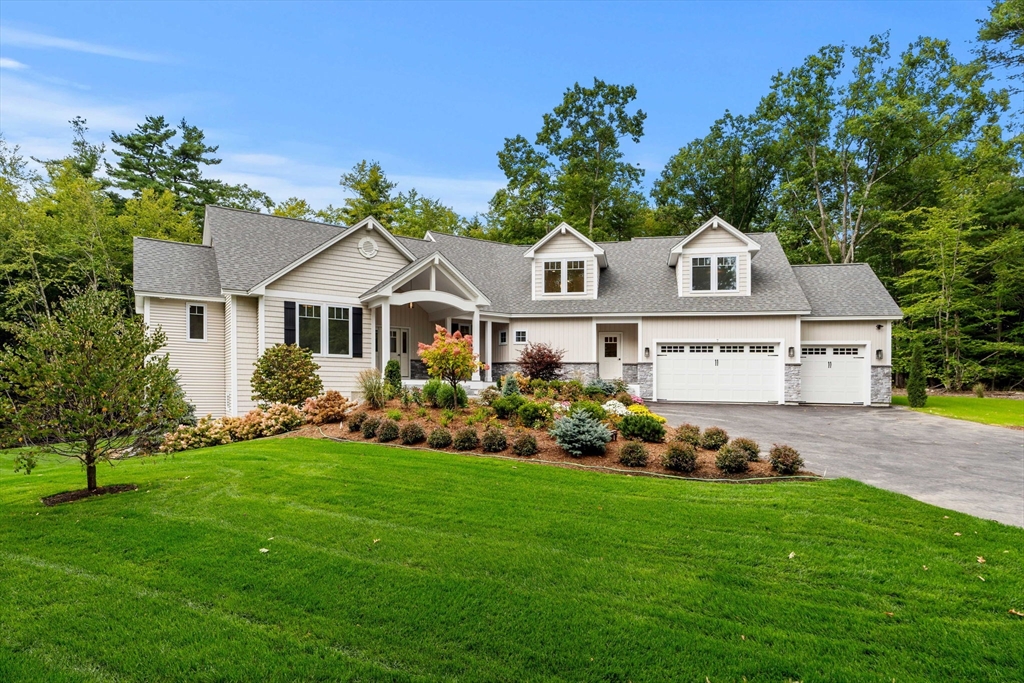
[451,321,459,334]
[352,307,363,357]
[284,301,296,345]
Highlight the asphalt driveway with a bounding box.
[650,402,1024,527]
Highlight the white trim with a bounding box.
[800,315,903,322]
[248,217,416,294]
[494,310,811,319]
[265,289,361,306]
[651,337,786,405]
[799,339,872,407]
[361,253,491,306]
[257,296,266,355]
[498,329,508,345]
[227,296,238,416]
[294,300,356,359]
[389,290,478,311]
[142,297,151,328]
[668,216,760,265]
[513,329,527,344]
[523,222,608,267]
[185,302,208,342]
[688,254,740,294]
[135,291,224,303]
[539,258,589,296]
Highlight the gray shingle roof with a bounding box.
[398,231,812,315]
[792,264,902,318]
[133,237,221,297]
[204,205,346,291]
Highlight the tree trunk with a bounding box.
[87,461,97,491]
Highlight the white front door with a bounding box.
[389,328,411,378]
[599,333,623,379]
[655,342,780,403]
[800,346,866,404]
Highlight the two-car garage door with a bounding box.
[656,343,780,403]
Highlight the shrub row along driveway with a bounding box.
[651,403,1024,527]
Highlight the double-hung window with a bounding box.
[187,304,206,341]
[691,255,738,292]
[499,330,508,345]
[543,259,586,294]
[514,330,527,344]
[298,303,353,356]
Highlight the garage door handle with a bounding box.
[828,361,832,369]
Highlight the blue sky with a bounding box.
[0,1,1004,216]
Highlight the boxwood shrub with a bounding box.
[731,437,761,461]
[398,422,426,445]
[661,442,697,472]
[453,427,479,451]
[481,425,507,452]
[715,443,748,473]
[700,426,729,450]
[619,413,666,443]
[348,410,368,432]
[376,419,399,443]
[492,394,526,419]
[517,401,553,429]
[769,444,804,474]
[427,427,452,449]
[549,410,612,457]
[511,431,538,457]
[361,416,381,439]
[673,423,701,446]
[618,441,649,467]
[435,383,469,409]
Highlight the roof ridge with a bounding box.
[428,231,529,248]
[206,204,350,231]
[791,262,869,267]
[133,236,211,248]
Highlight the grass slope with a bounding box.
[2,439,1022,682]
[893,395,1024,427]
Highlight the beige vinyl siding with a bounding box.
[596,323,638,363]
[533,256,596,299]
[149,297,226,418]
[271,230,409,296]
[684,228,748,250]
[388,303,437,347]
[641,315,799,355]
[234,296,260,413]
[493,323,511,362]
[801,320,888,365]
[535,231,589,254]
[508,317,594,362]
[679,251,749,296]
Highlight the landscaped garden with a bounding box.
[3,439,1023,682]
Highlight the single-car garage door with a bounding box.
[656,343,780,403]
[801,346,866,404]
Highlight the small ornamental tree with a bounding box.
[251,344,323,406]
[907,339,927,408]
[417,325,487,402]
[0,289,189,491]
[517,342,565,381]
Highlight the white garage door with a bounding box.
[801,346,866,404]
[656,343,780,403]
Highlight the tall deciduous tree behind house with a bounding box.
[488,78,648,242]
[976,0,1024,94]
[0,289,189,490]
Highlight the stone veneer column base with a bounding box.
[621,363,639,384]
[871,365,892,405]
[489,362,600,385]
[784,364,801,403]
[637,363,653,400]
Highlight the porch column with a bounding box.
[472,308,481,381]
[380,300,391,376]
[371,306,379,371]
[485,319,493,382]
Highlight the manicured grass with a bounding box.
[893,394,1024,427]
[2,439,1022,682]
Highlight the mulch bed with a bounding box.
[41,484,138,507]
[293,404,818,482]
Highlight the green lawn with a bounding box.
[2,439,1022,682]
[893,394,1024,427]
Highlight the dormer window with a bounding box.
[691,256,738,292]
[543,259,586,294]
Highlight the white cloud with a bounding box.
[0,26,163,63]
[0,57,28,70]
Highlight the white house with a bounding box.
[133,207,902,417]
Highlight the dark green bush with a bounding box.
[481,425,507,452]
[769,444,804,474]
[529,378,549,393]
[700,426,729,450]
[435,383,469,410]
[427,427,452,449]
[361,416,381,439]
[661,442,697,472]
[422,378,443,407]
[376,419,399,442]
[908,340,927,408]
[731,437,761,461]
[549,410,612,457]
[517,401,553,428]
[399,422,425,445]
[674,423,701,445]
[453,427,479,451]
[619,413,666,443]
[618,441,649,467]
[384,360,402,396]
[559,380,584,401]
[492,394,526,419]
[250,343,323,406]
[511,431,538,457]
[715,443,749,473]
[570,400,606,422]
[348,410,368,432]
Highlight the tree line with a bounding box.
[1,0,1021,388]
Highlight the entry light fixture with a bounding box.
[644,347,650,358]
[876,349,883,360]
[788,346,795,358]
[409,302,414,309]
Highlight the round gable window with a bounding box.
[358,237,378,259]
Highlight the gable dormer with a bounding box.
[524,222,607,300]
[668,216,759,297]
